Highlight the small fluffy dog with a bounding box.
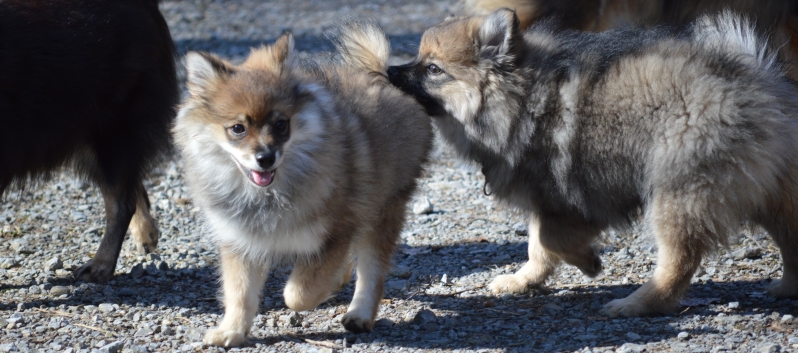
[173,21,432,346]
[388,9,798,316]
[0,0,178,282]
[463,0,798,81]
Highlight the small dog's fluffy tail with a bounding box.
[692,10,777,71]
[329,19,391,75]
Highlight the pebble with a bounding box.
[45,256,62,271]
[678,332,690,340]
[413,196,434,215]
[98,340,124,353]
[98,303,115,314]
[411,309,437,325]
[49,286,70,296]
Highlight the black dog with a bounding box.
[0,0,179,282]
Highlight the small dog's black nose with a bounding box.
[255,151,276,169]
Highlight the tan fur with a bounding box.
[174,21,432,347]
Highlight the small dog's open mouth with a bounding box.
[250,169,275,187]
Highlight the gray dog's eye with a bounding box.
[427,64,443,75]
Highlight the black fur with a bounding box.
[0,0,178,281]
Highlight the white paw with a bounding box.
[341,307,374,333]
[602,294,675,317]
[489,274,531,294]
[203,328,248,347]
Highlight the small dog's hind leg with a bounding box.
[204,246,269,348]
[341,199,403,333]
[73,182,137,282]
[128,180,159,254]
[603,193,707,317]
[759,175,798,298]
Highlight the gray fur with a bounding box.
[389,9,798,316]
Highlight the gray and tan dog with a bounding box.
[174,21,432,347]
[389,9,798,317]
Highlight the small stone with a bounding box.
[513,222,528,236]
[388,265,411,278]
[144,262,159,276]
[45,257,63,271]
[678,331,690,340]
[7,313,24,325]
[757,344,780,353]
[0,318,6,327]
[157,261,169,271]
[411,309,437,325]
[99,341,124,353]
[412,196,433,215]
[11,240,34,254]
[129,263,145,278]
[266,318,276,327]
[49,286,70,296]
[374,318,395,327]
[781,314,794,322]
[289,311,302,327]
[161,326,175,336]
[0,258,19,269]
[98,303,115,314]
[385,280,407,291]
[617,343,646,353]
[727,302,740,309]
[625,332,641,340]
[0,344,15,353]
[440,274,449,285]
[543,303,563,312]
[787,337,798,344]
[147,253,162,262]
[134,325,154,337]
[732,247,762,260]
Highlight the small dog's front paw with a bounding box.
[489,274,531,294]
[602,295,675,317]
[203,328,248,347]
[73,259,115,283]
[341,310,374,333]
[768,279,798,298]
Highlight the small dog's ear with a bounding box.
[245,33,297,74]
[272,33,296,68]
[185,52,233,96]
[477,8,520,69]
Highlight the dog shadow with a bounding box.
[5,241,796,352]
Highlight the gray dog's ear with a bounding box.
[477,8,520,70]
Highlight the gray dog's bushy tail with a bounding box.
[329,18,391,75]
[692,10,777,71]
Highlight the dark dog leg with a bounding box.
[73,182,137,282]
[760,174,798,298]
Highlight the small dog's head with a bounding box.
[388,8,523,123]
[181,34,321,188]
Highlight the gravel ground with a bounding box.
[2,1,798,352]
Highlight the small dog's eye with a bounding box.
[273,120,288,133]
[230,124,246,135]
[427,64,443,75]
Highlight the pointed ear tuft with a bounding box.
[477,8,520,68]
[272,33,296,69]
[184,52,233,96]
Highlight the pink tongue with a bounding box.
[251,170,274,186]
